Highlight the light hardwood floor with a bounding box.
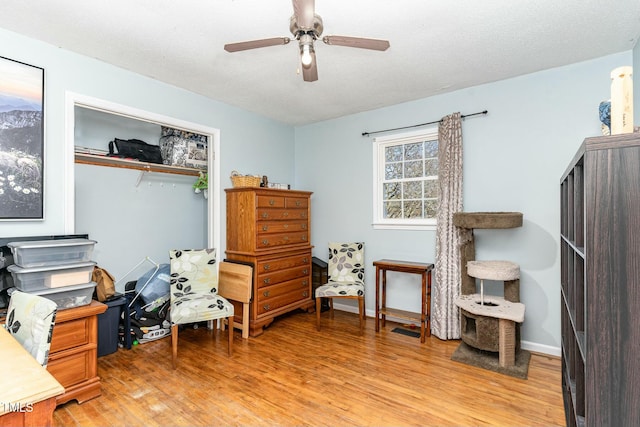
[54,310,565,427]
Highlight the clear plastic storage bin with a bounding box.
[8,261,96,291]
[8,238,97,268]
[30,282,97,310]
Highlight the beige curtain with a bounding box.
[432,112,463,339]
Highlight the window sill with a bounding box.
[372,222,436,231]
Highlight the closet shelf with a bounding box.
[75,153,201,177]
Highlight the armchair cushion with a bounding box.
[327,242,365,283]
[315,281,365,298]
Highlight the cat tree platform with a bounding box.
[455,294,525,368]
[453,212,523,229]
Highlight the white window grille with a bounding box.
[372,128,438,230]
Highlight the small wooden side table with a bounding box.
[374,259,434,343]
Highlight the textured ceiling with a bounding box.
[1,0,639,125]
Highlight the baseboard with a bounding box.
[520,340,561,357]
[330,301,562,357]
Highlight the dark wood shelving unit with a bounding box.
[560,132,640,426]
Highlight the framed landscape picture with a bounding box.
[0,56,44,220]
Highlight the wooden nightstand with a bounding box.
[47,300,107,405]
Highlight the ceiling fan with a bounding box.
[223,0,390,82]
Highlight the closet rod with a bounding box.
[361,110,488,137]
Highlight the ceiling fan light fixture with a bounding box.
[301,43,313,67]
[299,33,315,68]
[224,0,389,82]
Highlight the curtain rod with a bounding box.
[361,110,488,137]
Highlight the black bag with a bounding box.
[108,138,163,164]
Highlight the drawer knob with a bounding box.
[301,280,308,286]
[262,239,269,245]
[295,200,301,206]
[283,212,289,217]
[263,264,270,270]
[262,212,269,219]
[269,199,275,206]
[284,236,289,241]
[302,235,307,241]
[301,224,307,229]
[303,269,309,275]
[284,224,289,229]
[263,278,271,284]
[302,291,308,297]
[263,304,271,311]
[303,257,309,263]
[301,213,306,218]
[262,225,268,231]
[263,290,270,297]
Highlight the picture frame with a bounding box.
[0,56,44,220]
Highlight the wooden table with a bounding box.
[0,326,64,427]
[374,259,434,343]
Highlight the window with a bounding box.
[372,128,438,230]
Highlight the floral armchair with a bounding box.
[315,242,365,334]
[169,248,234,368]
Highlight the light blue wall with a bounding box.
[0,28,294,279]
[294,51,633,352]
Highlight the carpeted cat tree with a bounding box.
[450,212,531,379]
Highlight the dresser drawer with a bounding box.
[47,350,91,388]
[285,197,308,209]
[257,195,284,208]
[257,208,308,221]
[257,289,310,315]
[257,278,310,301]
[257,253,311,273]
[257,220,308,234]
[50,318,90,353]
[257,265,310,288]
[256,231,308,248]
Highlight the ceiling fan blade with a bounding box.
[302,52,318,82]
[292,0,315,30]
[224,37,291,53]
[322,35,390,51]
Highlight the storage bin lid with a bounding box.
[29,281,96,296]
[102,295,127,308]
[8,238,97,250]
[7,261,96,274]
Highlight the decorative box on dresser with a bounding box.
[47,300,107,405]
[225,187,314,336]
[560,133,640,426]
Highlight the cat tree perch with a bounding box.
[453,211,523,297]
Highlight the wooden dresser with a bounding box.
[225,187,314,336]
[47,300,107,405]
